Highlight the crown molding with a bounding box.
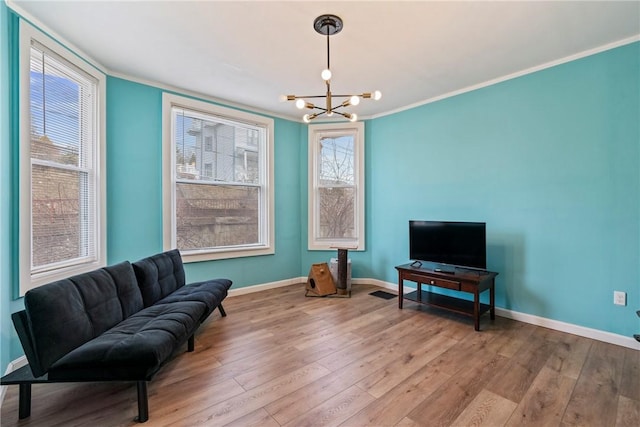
[5,0,107,75]
[372,35,640,120]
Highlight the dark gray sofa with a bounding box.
[0,249,231,423]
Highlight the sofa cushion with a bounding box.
[48,300,207,381]
[155,278,232,320]
[132,249,186,307]
[24,261,143,377]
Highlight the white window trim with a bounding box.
[18,22,107,295]
[162,93,275,262]
[308,122,365,251]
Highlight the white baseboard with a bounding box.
[1,356,28,406]
[227,276,307,296]
[226,277,397,297]
[229,277,640,350]
[494,307,640,350]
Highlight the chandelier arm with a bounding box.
[311,105,328,112]
[305,110,327,122]
[290,94,369,99]
[289,95,330,99]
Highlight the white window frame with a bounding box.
[162,93,274,262]
[18,22,106,295]
[308,122,365,251]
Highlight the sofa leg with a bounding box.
[18,383,32,419]
[136,381,149,423]
[218,303,227,317]
[187,335,195,352]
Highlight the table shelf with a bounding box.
[404,290,491,318]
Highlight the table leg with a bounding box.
[417,282,422,302]
[490,279,496,320]
[398,274,404,309]
[474,290,480,331]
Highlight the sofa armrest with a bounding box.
[11,311,45,378]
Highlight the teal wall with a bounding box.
[0,2,24,372]
[1,3,638,372]
[106,77,304,286]
[367,42,639,337]
[0,9,305,366]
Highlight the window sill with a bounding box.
[178,246,275,263]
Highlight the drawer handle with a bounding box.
[430,280,435,285]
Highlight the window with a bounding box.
[162,93,274,262]
[308,122,365,250]
[19,23,106,294]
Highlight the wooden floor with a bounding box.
[1,283,638,427]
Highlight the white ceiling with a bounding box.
[9,0,640,121]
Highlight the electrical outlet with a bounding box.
[613,291,626,306]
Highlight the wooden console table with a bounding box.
[395,263,498,331]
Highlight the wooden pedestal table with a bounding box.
[395,263,499,331]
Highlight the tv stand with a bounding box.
[395,263,498,331]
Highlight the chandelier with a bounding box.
[281,14,382,123]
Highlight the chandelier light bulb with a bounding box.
[295,99,306,109]
[321,69,332,81]
[278,94,288,102]
[373,90,382,101]
[350,95,360,106]
[327,110,334,117]
[303,114,311,123]
[349,113,358,122]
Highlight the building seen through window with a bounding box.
[173,109,263,251]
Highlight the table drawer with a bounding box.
[403,273,461,291]
[425,277,461,291]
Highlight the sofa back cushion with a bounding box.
[132,249,186,307]
[23,261,143,377]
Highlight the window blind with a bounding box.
[29,40,98,272]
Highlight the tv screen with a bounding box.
[409,221,486,270]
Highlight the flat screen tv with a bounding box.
[409,220,486,270]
